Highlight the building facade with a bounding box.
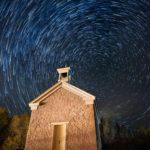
[25,67,101,150]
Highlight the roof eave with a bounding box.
[29,81,96,110]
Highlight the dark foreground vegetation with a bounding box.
[0,106,150,150]
[0,107,29,150]
[101,117,150,150]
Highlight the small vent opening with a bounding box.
[61,73,67,78]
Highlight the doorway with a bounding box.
[52,123,68,150]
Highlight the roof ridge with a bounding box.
[29,81,95,110]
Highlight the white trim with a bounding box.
[62,81,95,104]
[29,103,39,110]
[51,122,69,125]
[29,81,96,111]
[57,67,70,73]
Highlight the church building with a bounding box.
[25,67,101,150]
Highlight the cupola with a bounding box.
[57,67,71,82]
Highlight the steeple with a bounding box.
[57,67,71,82]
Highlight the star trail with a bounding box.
[0,0,150,127]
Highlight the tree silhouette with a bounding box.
[1,114,29,150]
[0,108,9,147]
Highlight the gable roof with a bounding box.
[29,81,95,110]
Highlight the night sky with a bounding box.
[0,0,150,127]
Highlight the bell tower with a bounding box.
[57,67,71,82]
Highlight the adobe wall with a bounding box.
[25,87,97,150]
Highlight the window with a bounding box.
[60,73,68,79]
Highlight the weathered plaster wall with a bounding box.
[25,87,97,150]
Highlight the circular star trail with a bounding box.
[0,0,150,127]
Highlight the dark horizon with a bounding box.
[0,0,150,128]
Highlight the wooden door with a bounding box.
[52,124,66,150]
